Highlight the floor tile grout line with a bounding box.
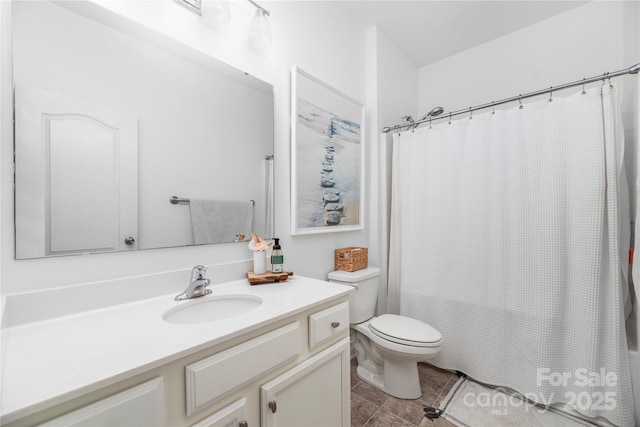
[355,392,390,409]
[352,362,458,427]
[350,388,390,427]
[362,405,384,427]
[432,374,456,407]
[357,390,431,426]
[363,405,421,427]
[351,380,392,407]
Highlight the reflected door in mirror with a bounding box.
[15,84,138,258]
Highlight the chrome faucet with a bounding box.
[175,265,212,301]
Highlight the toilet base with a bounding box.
[383,357,422,399]
[356,358,422,399]
[356,365,385,392]
[351,319,440,400]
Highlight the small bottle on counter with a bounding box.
[271,238,284,273]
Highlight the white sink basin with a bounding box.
[163,294,263,324]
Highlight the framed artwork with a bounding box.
[290,66,365,235]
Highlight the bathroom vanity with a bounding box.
[0,275,352,426]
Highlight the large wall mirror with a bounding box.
[12,1,275,259]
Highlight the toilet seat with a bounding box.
[369,314,442,348]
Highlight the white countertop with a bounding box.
[0,275,351,423]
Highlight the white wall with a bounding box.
[0,2,9,293]
[366,26,418,314]
[0,0,370,295]
[418,2,634,109]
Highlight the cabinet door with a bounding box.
[38,378,163,426]
[191,397,247,427]
[260,337,350,427]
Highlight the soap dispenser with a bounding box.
[271,238,284,273]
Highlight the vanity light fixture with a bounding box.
[175,0,202,15]
[247,0,272,51]
[175,0,272,50]
[202,1,231,29]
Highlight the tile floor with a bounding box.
[350,358,459,427]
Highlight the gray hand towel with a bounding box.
[189,199,253,244]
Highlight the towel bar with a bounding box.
[170,196,255,206]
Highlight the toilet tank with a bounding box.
[328,266,381,324]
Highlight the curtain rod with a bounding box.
[382,63,640,134]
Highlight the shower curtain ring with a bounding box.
[492,101,495,115]
[429,117,432,129]
[448,112,452,125]
[469,107,473,120]
[582,78,586,95]
[518,95,523,109]
[608,73,612,88]
[548,87,553,103]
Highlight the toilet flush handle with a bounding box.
[331,321,340,328]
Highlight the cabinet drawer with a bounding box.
[191,397,247,427]
[38,378,164,427]
[309,301,349,349]
[185,322,300,415]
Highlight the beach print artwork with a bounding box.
[292,68,364,234]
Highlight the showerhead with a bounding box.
[429,106,444,117]
[383,107,446,132]
[416,106,444,122]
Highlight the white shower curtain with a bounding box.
[388,85,634,426]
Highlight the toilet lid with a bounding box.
[369,314,442,348]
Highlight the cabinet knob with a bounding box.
[331,321,340,328]
[239,421,248,427]
[268,400,277,413]
[124,236,136,245]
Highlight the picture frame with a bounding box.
[290,66,365,235]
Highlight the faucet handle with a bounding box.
[191,265,207,281]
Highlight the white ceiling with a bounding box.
[336,1,589,68]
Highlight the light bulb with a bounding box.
[202,1,230,29]
[248,9,272,52]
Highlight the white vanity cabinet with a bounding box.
[185,302,351,427]
[4,297,351,427]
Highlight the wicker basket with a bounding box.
[335,247,368,272]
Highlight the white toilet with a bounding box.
[328,266,443,399]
